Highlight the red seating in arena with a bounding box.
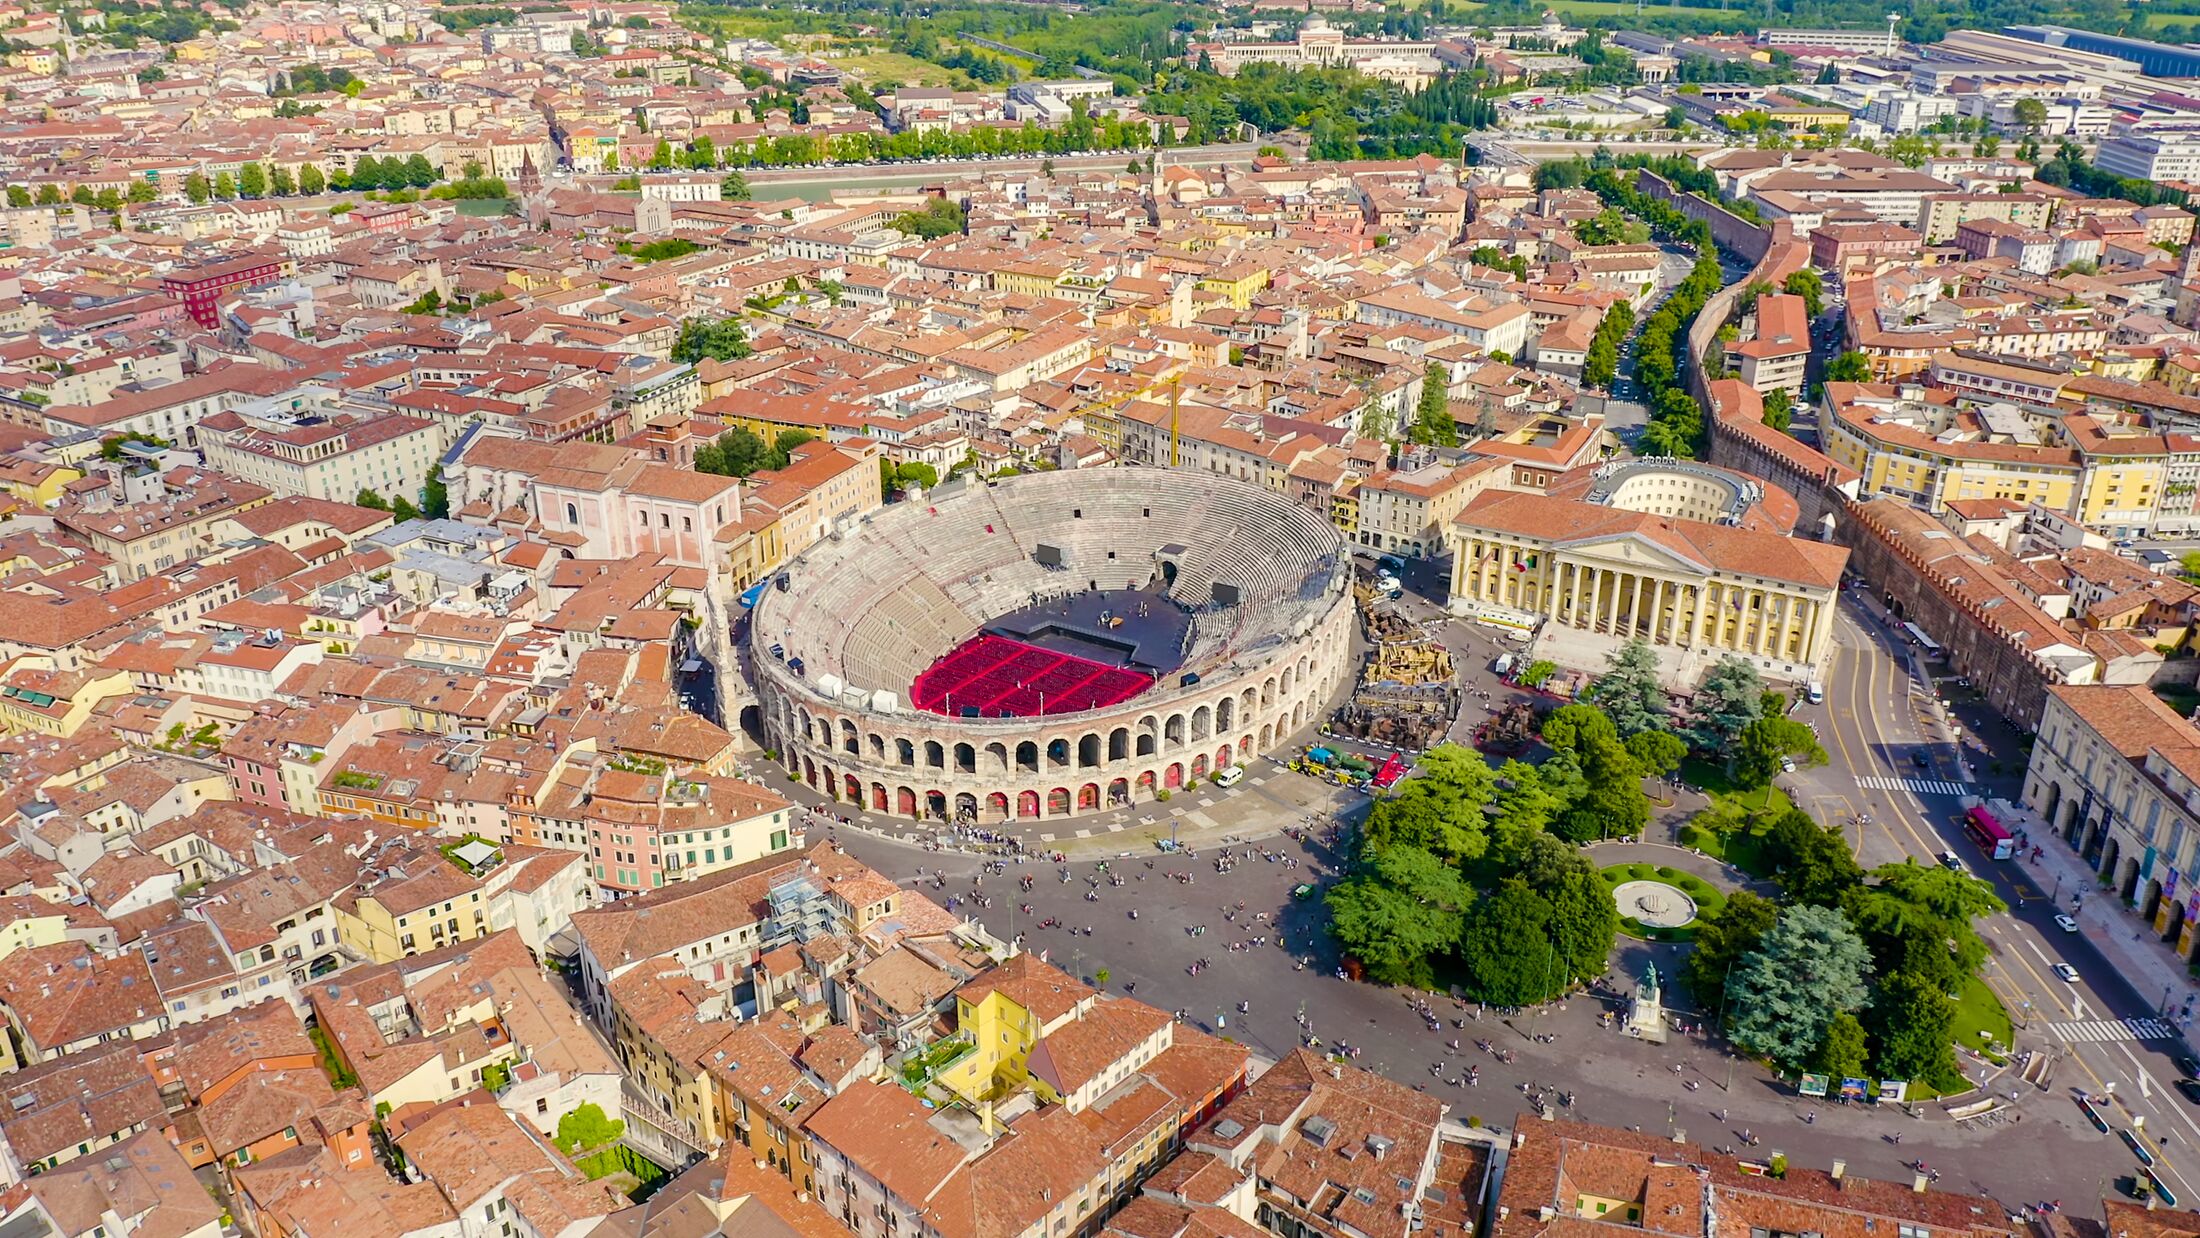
[912,634,1154,718]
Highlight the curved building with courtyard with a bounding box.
[748,470,1355,823]
[1445,458,1848,685]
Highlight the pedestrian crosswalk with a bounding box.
[1854,775,1968,796]
[2051,1017,2178,1043]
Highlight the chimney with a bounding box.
[1830,1160,1845,1182]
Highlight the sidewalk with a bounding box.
[743,747,1364,862]
[1934,667,2200,1031]
[2023,826,2200,1026]
[1845,593,2200,1030]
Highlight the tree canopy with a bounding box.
[1725,904,1873,1070]
[1327,844,1473,988]
[1587,639,1666,738]
[1686,657,1763,752]
[670,317,752,364]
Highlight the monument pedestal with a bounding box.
[1623,961,1669,1044]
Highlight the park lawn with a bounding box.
[1678,820,1774,878]
[673,7,801,39]
[1948,973,2013,1061]
[1677,757,1795,878]
[1680,757,1793,815]
[831,50,966,87]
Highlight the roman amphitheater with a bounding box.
[749,470,1355,824]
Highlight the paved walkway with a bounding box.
[1585,840,1774,898]
[744,746,1368,860]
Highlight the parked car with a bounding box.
[2054,914,2078,933]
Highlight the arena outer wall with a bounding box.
[748,472,1357,824]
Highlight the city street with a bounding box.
[733,549,2200,1217]
[1786,586,2200,1205]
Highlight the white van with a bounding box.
[1806,682,1825,705]
[1212,766,1245,789]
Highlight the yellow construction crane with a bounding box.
[1071,369,1187,464]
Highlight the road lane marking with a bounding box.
[1854,776,1968,796]
[2054,1018,2178,1043]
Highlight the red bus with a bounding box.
[1963,805,2014,861]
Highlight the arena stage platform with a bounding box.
[909,587,1191,719]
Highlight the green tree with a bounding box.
[721,170,751,201]
[1539,703,1617,755]
[1326,844,1473,987]
[1625,730,1686,778]
[127,180,158,204]
[238,163,266,198]
[553,1104,625,1156]
[1516,834,1618,983]
[422,467,450,520]
[1866,970,1957,1084]
[1816,1011,1870,1080]
[1456,881,1567,1004]
[1765,809,1863,906]
[71,185,94,207]
[1360,742,1495,861]
[670,317,752,364]
[1687,656,1763,752]
[355,488,389,511]
[1588,639,1666,738]
[270,164,294,196]
[1734,714,1825,789]
[650,138,673,170]
[4,186,26,208]
[213,170,237,199]
[299,163,326,195]
[695,427,770,477]
[889,198,966,240]
[2013,97,2048,133]
[94,187,121,211]
[1408,362,1458,446]
[1559,735,1649,842]
[1726,904,1873,1069]
[1843,860,2005,991]
[352,155,384,190]
[1783,267,1825,317]
[1762,388,1793,433]
[34,184,61,206]
[1824,351,1872,384]
[1685,888,1779,1002]
[403,154,437,188]
[1489,759,1563,865]
[391,495,420,523]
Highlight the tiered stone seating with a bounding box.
[753,470,1345,706]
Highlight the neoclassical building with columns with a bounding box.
[1446,460,1849,685]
